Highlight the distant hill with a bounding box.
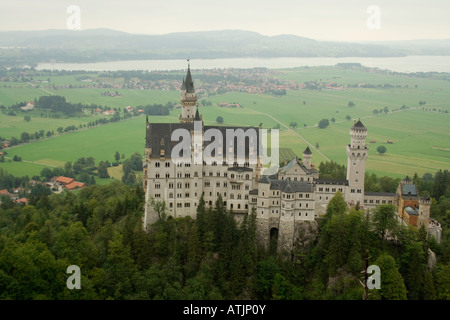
[0,29,449,66]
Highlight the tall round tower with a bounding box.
[345,120,368,205]
[179,61,197,123]
[302,146,312,170]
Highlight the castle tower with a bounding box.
[302,146,312,170]
[179,61,197,123]
[345,120,368,205]
[418,196,431,231]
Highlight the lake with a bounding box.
[36,56,450,73]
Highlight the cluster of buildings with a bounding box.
[0,176,85,206]
[0,188,29,205]
[143,64,443,253]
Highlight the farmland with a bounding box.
[1,65,449,180]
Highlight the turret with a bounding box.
[302,146,312,170]
[179,61,197,123]
[345,120,368,205]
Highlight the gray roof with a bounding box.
[249,189,258,195]
[269,179,314,193]
[228,166,253,172]
[146,123,262,159]
[352,120,367,130]
[364,192,396,197]
[259,175,270,184]
[404,206,419,216]
[401,184,418,196]
[303,146,312,155]
[314,179,348,186]
[279,156,318,174]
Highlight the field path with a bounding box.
[3,156,57,168]
[28,82,55,96]
[252,110,331,162]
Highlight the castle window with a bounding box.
[325,188,330,192]
[245,174,250,180]
[216,182,220,187]
[306,203,308,208]
[165,162,170,168]
[185,182,190,188]
[169,183,174,189]
[245,194,249,200]
[170,202,173,208]
[319,188,323,192]
[155,162,160,168]
[185,193,190,198]
[332,188,336,192]
[169,193,173,198]
[155,183,160,189]
[194,171,198,177]
[351,189,355,193]
[357,189,361,193]
[156,173,160,178]
[306,194,310,198]
[165,173,170,178]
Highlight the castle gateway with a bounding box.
[143,64,433,252]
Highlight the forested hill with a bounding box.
[2,29,447,66]
[0,170,449,300]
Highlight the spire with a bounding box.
[185,60,195,93]
[351,119,367,130]
[180,78,186,90]
[194,107,201,121]
[303,146,312,155]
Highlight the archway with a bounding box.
[269,227,279,254]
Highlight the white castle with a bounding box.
[143,64,435,252]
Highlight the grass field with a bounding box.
[1,66,449,180]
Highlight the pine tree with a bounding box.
[370,254,407,300]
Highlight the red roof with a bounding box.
[56,176,74,184]
[0,189,10,195]
[65,181,85,190]
[15,198,28,204]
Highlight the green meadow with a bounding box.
[1,66,449,180]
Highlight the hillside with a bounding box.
[0,29,433,66]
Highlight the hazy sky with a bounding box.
[1,0,449,41]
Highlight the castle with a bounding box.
[143,64,437,252]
